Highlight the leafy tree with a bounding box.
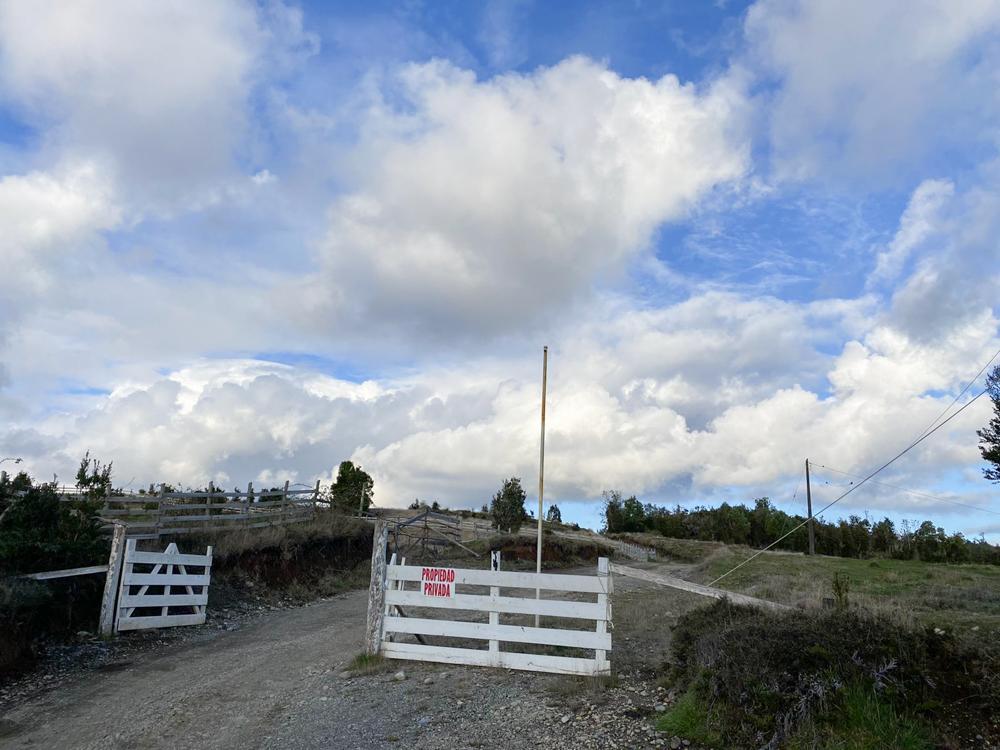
[978,365,1000,481]
[75,452,113,498]
[871,517,896,554]
[490,477,527,532]
[602,490,624,533]
[328,461,374,513]
[621,495,646,532]
[545,504,562,523]
[431,500,440,511]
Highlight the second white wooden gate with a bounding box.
[115,540,213,632]
[377,556,612,675]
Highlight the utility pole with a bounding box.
[535,346,548,627]
[805,458,815,556]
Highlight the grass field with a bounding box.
[620,533,1000,637]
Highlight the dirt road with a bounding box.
[0,568,702,750]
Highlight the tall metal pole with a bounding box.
[535,346,548,627]
[805,458,815,556]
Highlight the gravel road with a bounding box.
[0,566,703,750]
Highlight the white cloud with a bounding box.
[744,0,1000,182]
[307,56,749,339]
[8,287,996,526]
[0,0,312,212]
[0,163,120,357]
[870,178,953,284]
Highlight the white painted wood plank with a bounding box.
[383,617,611,650]
[610,563,790,611]
[116,613,206,631]
[385,589,606,620]
[381,642,604,676]
[386,566,607,593]
[125,573,211,587]
[119,593,208,607]
[127,551,212,566]
[21,565,109,580]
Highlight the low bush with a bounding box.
[665,600,999,748]
[0,576,104,676]
[0,484,107,575]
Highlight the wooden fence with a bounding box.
[115,540,213,631]
[61,481,321,539]
[371,544,612,676]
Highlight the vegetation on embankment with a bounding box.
[161,511,373,606]
[465,531,615,569]
[658,599,999,749]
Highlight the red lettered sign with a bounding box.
[421,567,456,598]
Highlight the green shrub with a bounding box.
[0,484,107,575]
[656,688,722,746]
[667,600,998,748]
[788,682,931,750]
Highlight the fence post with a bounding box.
[282,480,290,524]
[156,484,165,539]
[595,556,611,675]
[207,480,215,529]
[313,479,321,516]
[244,481,252,525]
[114,537,137,634]
[489,550,501,665]
[365,520,389,655]
[98,524,127,636]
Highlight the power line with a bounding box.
[914,345,1000,442]
[708,389,987,587]
[811,463,1000,517]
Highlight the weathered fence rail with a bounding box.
[58,480,321,539]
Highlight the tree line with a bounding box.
[602,491,1000,565]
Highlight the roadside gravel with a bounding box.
[0,564,705,749]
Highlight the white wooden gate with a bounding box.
[377,556,612,676]
[115,540,213,632]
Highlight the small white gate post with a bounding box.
[488,550,501,664]
[596,557,611,675]
[365,520,389,655]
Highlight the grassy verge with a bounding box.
[693,546,1000,632]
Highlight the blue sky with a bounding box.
[0,0,998,539]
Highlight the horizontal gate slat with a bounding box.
[386,566,607,593]
[126,573,210,586]
[384,590,606,620]
[381,642,604,676]
[120,593,208,607]
[117,613,206,631]
[383,616,611,650]
[127,551,212,566]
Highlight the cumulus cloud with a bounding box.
[744,0,1000,182]
[0,0,312,212]
[0,163,120,368]
[306,56,749,340]
[9,287,996,526]
[885,175,1000,342]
